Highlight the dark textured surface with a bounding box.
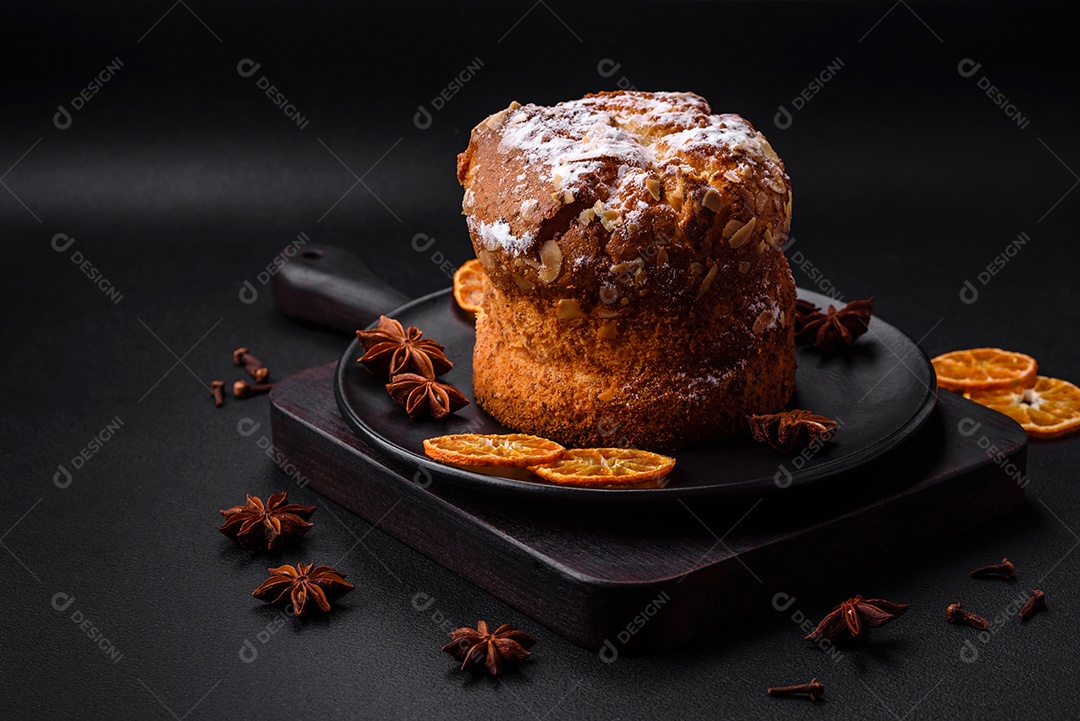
[278,361,1024,652]
[334,287,937,500]
[2,1,1078,719]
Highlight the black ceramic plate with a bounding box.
[334,289,937,501]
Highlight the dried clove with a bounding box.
[969,557,1015,580]
[210,380,225,408]
[233,380,274,398]
[233,347,270,383]
[946,603,989,630]
[1018,589,1046,621]
[767,678,825,702]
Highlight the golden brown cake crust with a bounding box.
[458,91,797,450]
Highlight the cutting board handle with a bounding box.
[272,244,411,334]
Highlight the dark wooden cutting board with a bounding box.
[270,362,1027,653]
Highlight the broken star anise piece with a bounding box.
[218,492,316,550]
[442,620,537,676]
[387,372,469,419]
[252,562,355,616]
[356,315,453,380]
[795,297,874,353]
[805,595,909,643]
[746,409,839,452]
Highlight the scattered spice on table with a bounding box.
[233,347,270,382]
[805,595,908,642]
[442,620,537,676]
[767,677,825,702]
[1018,589,1046,621]
[219,492,315,550]
[210,380,226,408]
[969,557,1015,579]
[234,380,274,398]
[946,602,989,630]
[252,563,354,616]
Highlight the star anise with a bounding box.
[356,315,453,380]
[805,595,909,642]
[746,409,838,452]
[387,372,469,419]
[252,562,355,616]
[442,620,537,676]
[795,297,874,353]
[218,492,316,550]
[793,299,824,334]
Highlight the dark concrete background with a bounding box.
[2,2,1078,718]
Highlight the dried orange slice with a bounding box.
[931,348,1038,392]
[965,375,1080,438]
[453,259,485,313]
[423,433,565,467]
[527,448,676,487]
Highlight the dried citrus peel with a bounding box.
[931,348,1038,392]
[965,375,1080,439]
[453,259,485,314]
[527,448,676,487]
[423,433,565,467]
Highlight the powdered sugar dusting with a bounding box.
[658,116,759,159]
[766,303,782,329]
[492,92,776,216]
[474,219,535,254]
